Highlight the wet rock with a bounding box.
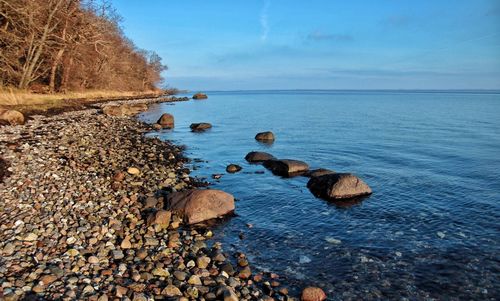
[190,122,212,132]
[226,164,242,173]
[301,287,327,301]
[264,159,309,177]
[307,173,372,200]
[157,113,175,128]
[146,210,171,229]
[0,109,25,125]
[245,151,276,163]
[166,189,235,224]
[197,256,211,269]
[255,131,275,142]
[304,168,335,178]
[193,93,208,100]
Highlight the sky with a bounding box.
[110,0,500,91]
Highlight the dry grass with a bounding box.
[0,87,163,115]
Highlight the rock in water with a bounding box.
[301,287,327,301]
[166,189,235,224]
[263,159,309,177]
[157,113,174,128]
[226,164,242,173]
[193,93,208,99]
[102,103,148,116]
[304,168,335,178]
[255,131,275,142]
[307,173,372,200]
[244,151,276,163]
[0,109,25,125]
[190,122,212,132]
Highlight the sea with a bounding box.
[139,90,500,300]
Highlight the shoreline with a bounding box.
[0,98,297,300]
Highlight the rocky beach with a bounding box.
[0,98,308,301]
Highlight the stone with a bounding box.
[173,271,186,281]
[0,109,25,125]
[166,189,235,224]
[190,122,212,132]
[263,159,309,177]
[238,266,251,279]
[39,275,58,285]
[226,164,242,173]
[301,287,327,301]
[146,210,171,229]
[307,173,372,200]
[127,167,140,175]
[116,286,128,297]
[222,286,238,301]
[3,243,15,255]
[197,256,211,269]
[23,232,38,241]
[157,113,174,128]
[188,275,202,285]
[162,285,182,297]
[193,93,208,100]
[102,103,148,116]
[120,236,132,249]
[152,267,170,277]
[88,256,99,264]
[304,168,335,178]
[244,151,276,163]
[255,131,275,142]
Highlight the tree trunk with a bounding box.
[49,48,65,92]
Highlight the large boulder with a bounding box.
[245,151,276,163]
[190,122,212,132]
[102,103,148,116]
[263,159,309,177]
[157,113,175,128]
[166,189,235,224]
[307,173,372,200]
[255,131,275,142]
[0,109,25,125]
[193,93,208,100]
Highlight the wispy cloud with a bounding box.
[260,0,270,42]
[306,31,353,42]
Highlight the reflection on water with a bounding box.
[140,90,500,299]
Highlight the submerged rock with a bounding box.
[307,173,372,200]
[166,189,235,224]
[0,109,25,125]
[244,151,276,163]
[263,159,309,177]
[255,131,275,142]
[193,93,208,99]
[157,113,174,128]
[301,287,327,301]
[190,122,212,132]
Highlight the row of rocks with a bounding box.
[244,150,372,200]
[0,105,317,300]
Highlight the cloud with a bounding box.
[306,31,353,42]
[260,0,270,42]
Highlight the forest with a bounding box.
[0,0,167,93]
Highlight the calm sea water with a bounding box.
[140,91,500,300]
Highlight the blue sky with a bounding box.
[111,0,500,90]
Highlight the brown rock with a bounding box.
[0,109,25,125]
[307,173,372,200]
[304,168,335,178]
[226,164,242,173]
[146,210,171,229]
[113,171,126,182]
[193,93,208,100]
[121,236,132,249]
[190,122,212,132]
[263,159,309,177]
[245,151,276,163]
[301,287,327,301]
[157,113,174,128]
[166,189,235,224]
[255,131,275,141]
[39,274,58,285]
